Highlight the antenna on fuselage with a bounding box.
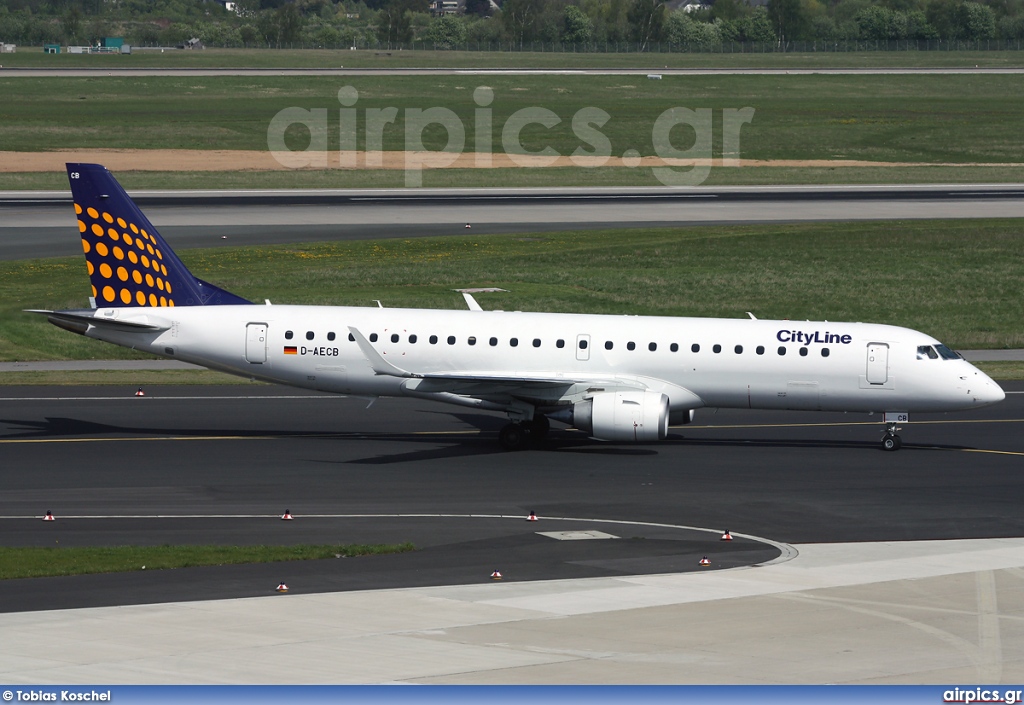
[746,312,757,320]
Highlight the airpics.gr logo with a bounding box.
[267,86,755,188]
[776,329,853,345]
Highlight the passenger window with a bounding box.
[691,344,700,353]
[777,346,786,356]
[511,338,519,347]
[756,345,765,355]
[327,332,336,341]
[447,335,456,345]
[532,338,541,348]
[605,341,613,350]
[369,333,378,343]
[409,334,417,344]
[556,339,565,348]
[799,347,808,357]
[648,342,657,352]
[821,348,830,357]
[713,344,721,353]
[670,343,678,352]
[627,342,636,351]
[468,336,477,346]
[735,345,743,354]
[429,335,438,344]
[306,331,314,341]
[577,339,586,349]
[391,333,399,343]
[489,337,498,346]
[285,330,293,340]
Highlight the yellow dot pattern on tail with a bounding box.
[76,205,175,308]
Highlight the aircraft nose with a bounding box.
[974,377,1005,406]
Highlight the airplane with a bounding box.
[31,163,1005,451]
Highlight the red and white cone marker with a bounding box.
[276,582,289,593]
[42,511,55,522]
[490,570,502,580]
[720,530,733,541]
[135,387,145,397]
[527,511,538,522]
[281,510,293,520]
[699,556,710,566]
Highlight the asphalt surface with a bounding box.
[1,382,1021,613]
[6,67,1024,77]
[3,184,1024,260]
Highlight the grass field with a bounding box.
[0,542,415,580]
[2,74,1023,164]
[2,47,1024,69]
[3,219,1022,366]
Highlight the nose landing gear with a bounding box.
[880,412,907,451]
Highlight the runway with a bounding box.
[1,383,1023,682]
[3,184,1024,260]
[1,383,1021,615]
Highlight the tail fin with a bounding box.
[67,163,251,308]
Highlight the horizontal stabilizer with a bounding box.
[27,309,172,335]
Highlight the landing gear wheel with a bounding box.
[881,434,902,452]
[499,423,526,451]
[527,414,550,445]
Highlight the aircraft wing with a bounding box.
[348,326,704,408]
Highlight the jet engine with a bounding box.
[569,391,670,441]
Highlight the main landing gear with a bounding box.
[880,413,906,451]
[499,414,550,451]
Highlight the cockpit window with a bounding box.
[917,345,939,360]
[935,343,960,360]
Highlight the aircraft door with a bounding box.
[866,343,888,384]
[576,334,591,361]
[246,323,267,364]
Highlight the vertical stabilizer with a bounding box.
[67,163,251,307]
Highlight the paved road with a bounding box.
[3,184,1024,260]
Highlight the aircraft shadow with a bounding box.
[0,417,973,466]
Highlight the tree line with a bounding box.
[2,0,1023,48]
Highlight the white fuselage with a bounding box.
[84,304,1005,416]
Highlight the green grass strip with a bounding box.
[0,543,416,580]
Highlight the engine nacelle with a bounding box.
[572,391,670,442]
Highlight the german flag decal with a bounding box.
[284,346,297,355]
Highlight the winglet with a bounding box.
[347,326,418,378]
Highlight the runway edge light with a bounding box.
[721,530,733,541]
[281,509,293,520]
[490,570,502,580]
[43,510,55,521]
[276,582,289,593]
[699,556,711,566]
[527,510,538,522]
[135,387,145,397]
